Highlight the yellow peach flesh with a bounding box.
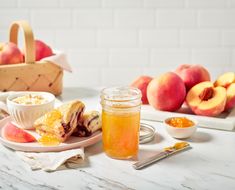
[225,83,235,110]
[186,82,227,116]
[214,72,235,88]
[227,83,235,101]
[186,82,213,107]
[197,87,226,110]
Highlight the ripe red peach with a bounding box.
[175,64,210,91]
[35,40,53,61]
[186,81,226,116]
[147,72,186,111]
[131,76,153,104]
[0,42,23,64]
[2,122,36,143]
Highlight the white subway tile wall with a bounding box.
[0,0,234,87]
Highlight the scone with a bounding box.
[34,100,85,142]
[73,111,101,137]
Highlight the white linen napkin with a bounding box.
[0,92,85,172]
[16,148,85,172]
[41,50,72,72]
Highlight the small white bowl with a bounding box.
[164,117,197,139]
[7,92,55,129]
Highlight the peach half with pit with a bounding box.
[186,82,226,117]
[131,75,153,104]
[147,72,186,112]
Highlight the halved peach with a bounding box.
[186,81,226,117]
[225,83,235,111]
[214,72,235,88]
[2,122,36,143]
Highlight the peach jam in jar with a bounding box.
[100,87,142,159]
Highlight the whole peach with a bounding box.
[175,64,210,91]
[131,76,153,104]
[147,72,186,111]
[35,40,53,61]
[0,42,23,64]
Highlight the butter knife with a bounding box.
[133,142,191,170]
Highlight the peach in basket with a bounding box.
[7,92,55,129]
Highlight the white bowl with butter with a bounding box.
[7,92,55,129]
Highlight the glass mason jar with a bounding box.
[100,87,142,159]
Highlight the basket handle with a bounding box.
[9,20,35,64]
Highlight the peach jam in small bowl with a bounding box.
[164,117,197,139]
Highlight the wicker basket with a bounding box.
[0,20,63,96]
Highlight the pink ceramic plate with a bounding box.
[0,117,102,152]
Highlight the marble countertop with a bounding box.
[0,87,235,190]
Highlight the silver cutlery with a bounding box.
[133,142,191,170]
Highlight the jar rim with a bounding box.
[101,86,142,102]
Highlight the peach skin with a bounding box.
[0,42,23,65]
[147,72,186,112]
[2,122,36,143]
[35,40,53,61]
[175,64,210,91]
[131,76,153,104]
